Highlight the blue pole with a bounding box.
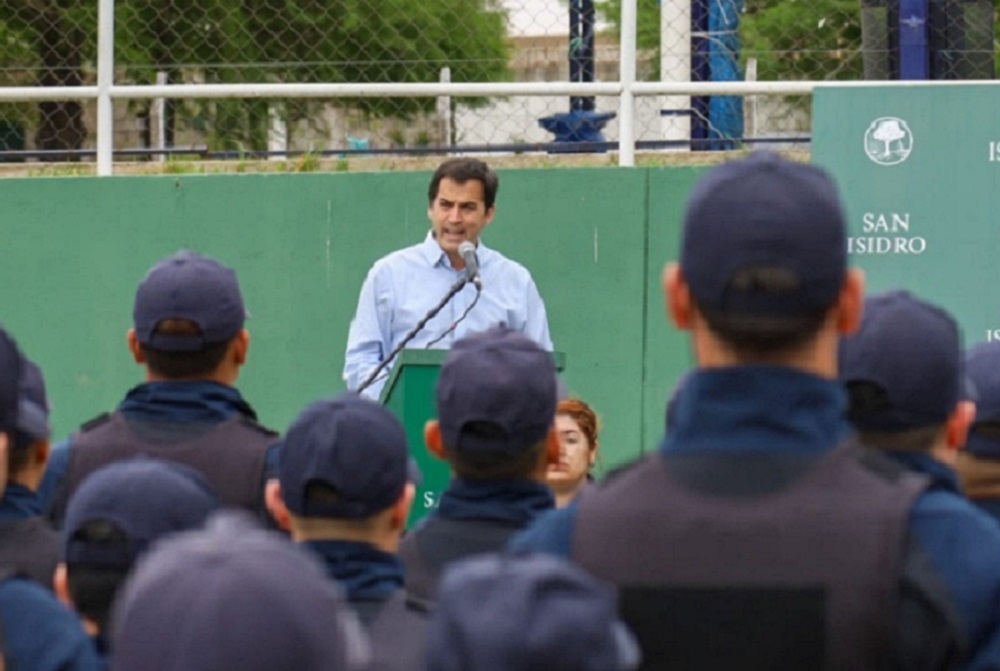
[707,0,744,149]
[898,0,929,79]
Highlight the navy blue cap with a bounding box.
[109,511,370,671]
[839,290,962,431]
[437,327,557,455]
[427,554,640,671]
[279,393,420,519]
[681,152,847,318]
[0,327,23,435]
[63,458,219,569]
[964,341,1000,458]
[15,359,50,446]
[133,250,246,352]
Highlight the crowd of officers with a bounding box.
[2,152,1000,671]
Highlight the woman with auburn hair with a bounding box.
[547,398,600,508]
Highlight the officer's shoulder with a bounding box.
[236,415,280,439]
[79,412,113,433]
[594,453,658,488]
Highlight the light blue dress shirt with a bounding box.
[344,233,553,399]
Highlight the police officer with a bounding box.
[0,327,104,671]
[513,153,963,670]
[0,326,23,494]
[955,340,1000,523]
[54,459,219,659]
[0,359,59,588]
[840,290,1000,669]
[398,327,559,602]
[427,554,640,671]
[109,511,370,671]
[266,393,426,671]
[39,250,279,524]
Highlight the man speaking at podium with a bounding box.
[344,158,553,399]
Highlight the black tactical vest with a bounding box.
[65,412,276,513]
[399,517,524,602]
[572,443,927,671]
[0,518,59,590]
[351,591,429,671]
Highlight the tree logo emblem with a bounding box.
[864,117,913,166]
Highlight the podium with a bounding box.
[380,348,566,526]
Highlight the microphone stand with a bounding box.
[356,275,472,395]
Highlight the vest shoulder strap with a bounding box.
[79,412,112,433]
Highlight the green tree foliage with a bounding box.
[0,0,510,151]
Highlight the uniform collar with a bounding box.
[437,477,554,525]
[664,366,849,455]
[118,381,257,424]
[304,539,404,600]
[0,482,43,519]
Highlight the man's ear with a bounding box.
[53,563,73,609]
[231,329,250,367]
[391,483,416,531]
[836,269,866,336]
[545,426,560,465]
[34,440,50,468]
[127,328,145,364]
[947,400,976,451]
[664,263,694,331]
[425,420,446,461]
[264,479,292,532]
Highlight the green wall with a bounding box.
[0,167,705,470]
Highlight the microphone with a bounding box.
[459,241,482,290]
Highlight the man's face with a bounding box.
[428,177,495,266]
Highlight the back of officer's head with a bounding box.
[8,358,50,485]
[427,554,640,671]
[839,290,969,452]
[272,393,419,543]
[60,459,218,636]
[674,152,855,360]
[131,250,248,381]
[110,511,370,671]
[432,327,557,481]
[0,327,24,451]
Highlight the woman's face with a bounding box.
[548,414,596,488]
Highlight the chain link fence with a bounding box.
[0,0,995,163]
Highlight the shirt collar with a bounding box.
[418,232,491,269]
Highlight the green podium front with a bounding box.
[380,348,565,526]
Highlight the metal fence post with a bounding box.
[97,0,115,176]
[618,0,637,166]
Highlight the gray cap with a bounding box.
[427,554,640,671]
[109,511,370,671]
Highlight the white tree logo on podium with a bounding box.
[864,117,913,166]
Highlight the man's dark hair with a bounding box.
[66,521,132,634]
[444,421,547,480]
[428,158,499,211]
[140,319,231,378]
[856,426,944,452]
[694,267,832,357]
[847,381,946,452]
